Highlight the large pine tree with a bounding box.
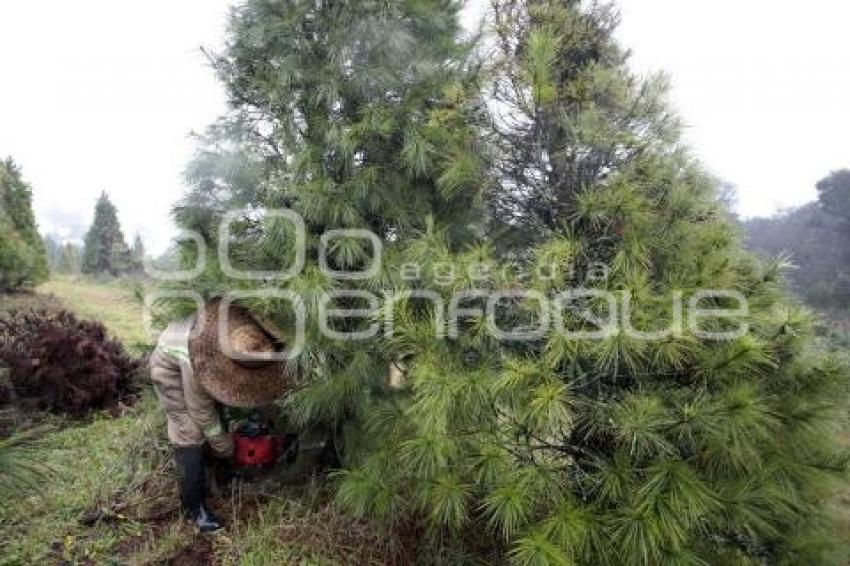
[334,2,849,564]
[0,158,48,290]
[82,192,132,276]
[170,1,848,563]
[171,0,488,430]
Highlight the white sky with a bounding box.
[1,1,848,254]
[617,0,850,219]
[0,1,232,254]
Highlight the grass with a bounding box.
[0,277,392,565]
[2,277,849,564]
[0,291,61,313]
[0,395,396,564]
[0,395,373,564]
[37,275,151,352]
[0,281,188,563]
[0,397,179,564]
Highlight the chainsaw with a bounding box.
[226,410,338,479]
[232,419,298,469]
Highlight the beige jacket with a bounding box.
[149,315,233,457]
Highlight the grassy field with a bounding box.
[0,278,395,565]
[38,276,151,352]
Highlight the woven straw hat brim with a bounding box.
[189,300,295,408]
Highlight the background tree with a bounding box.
[81,192,132,276]
[42,234,62,273]
[56,242,82,274]
[0,211,31,290]
[43,234,84,275]
[130,234,146,271]
[816,169,850,229]
[816,169,850,283]
[743,170,850,308]
[743,204,846,306]
[0,158,48,290]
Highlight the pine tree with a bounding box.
[42,234,62,273]
[334,2,849,564]
[82,192,132,276]
[56,242,82,274]
[486,0,679,246]
[168,1,848,563]
[0,210,31,290]
[171,0,488,430]
[817,169,850,280]
[130,234,146,271]
[0,158,48,290]
[817,169,850,227]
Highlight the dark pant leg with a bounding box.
[173,444,205,516]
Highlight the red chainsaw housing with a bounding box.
[233,432,279,467]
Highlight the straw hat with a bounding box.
[189,298,295,407]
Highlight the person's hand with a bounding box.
[208,432,234,459]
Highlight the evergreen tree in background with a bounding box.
[82,192,132,276]
[130,234,146,271]
[57,242,82,274]
[42,234,83,274]
[817,169,850,230]
[0,158,48,290]
[42,234,61,272]
[743,169,850,308]
[744,203,846,307]
[817,170,850,285]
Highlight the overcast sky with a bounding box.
[1,1,848,254]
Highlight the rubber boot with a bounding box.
[173,445,224,532]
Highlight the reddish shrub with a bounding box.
[0,309,141,417]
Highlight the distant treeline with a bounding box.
[742,170,850,308]
[42,192,146,278]
[0,158,147,291]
